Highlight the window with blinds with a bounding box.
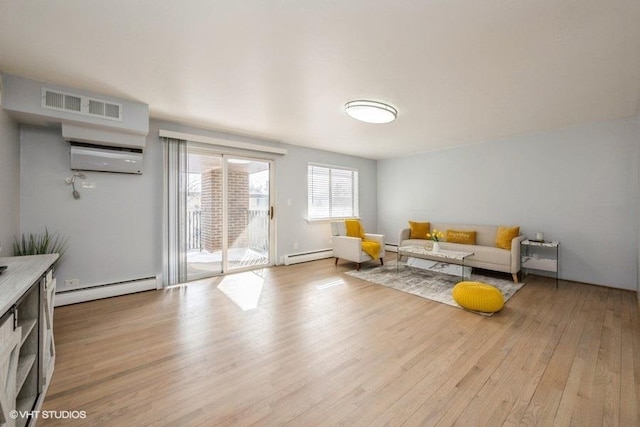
[307,163,359,220]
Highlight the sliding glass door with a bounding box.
[184,148,272,281]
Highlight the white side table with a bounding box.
[521,239,560,288]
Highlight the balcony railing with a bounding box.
[247,208,269,253]
[187,210,201,250]
[186,208,269,253]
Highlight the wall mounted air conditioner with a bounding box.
[70,142,143,174]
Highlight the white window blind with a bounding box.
[308,164,359,220]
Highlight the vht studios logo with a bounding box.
[10,410,87,420]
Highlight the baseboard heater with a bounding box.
[385,243,398,253]
[55,276,160,306]
[283,248,333,265]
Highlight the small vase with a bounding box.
[432,242,440,252]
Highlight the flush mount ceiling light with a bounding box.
[344,100,397,124]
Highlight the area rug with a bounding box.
[344,261,524,316]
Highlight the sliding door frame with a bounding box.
[187,143,276,277]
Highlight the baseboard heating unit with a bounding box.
[385,243,398,253]
[283,249,333,265]
[55,276,161,306]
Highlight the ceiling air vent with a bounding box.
[42,88,122,121]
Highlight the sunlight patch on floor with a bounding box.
[316,278,345,290]
[217,271,265,311]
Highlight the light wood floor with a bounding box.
[41,256,640,426]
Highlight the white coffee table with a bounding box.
[397,245,474,281]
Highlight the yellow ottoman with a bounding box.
[452,281,504,313]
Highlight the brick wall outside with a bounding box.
[201,169,249,252]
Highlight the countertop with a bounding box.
[0,254,59,315]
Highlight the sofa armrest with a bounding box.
[510,235,527,273]
[364,233,386,257]
[399,228,410,245]
[364,233,384,244]
[332,235,364,261]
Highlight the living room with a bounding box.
[0,1,639,426]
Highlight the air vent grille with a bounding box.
[88,99,104,116]
[42,88,122,121]
[105,103,120,119]
[45,91,64,109]
[65,94,82,112]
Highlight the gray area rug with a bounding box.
[345,260,525,315]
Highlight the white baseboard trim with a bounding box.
[283,248,333,265]
[55,276,160,306]
[385,243,399,253]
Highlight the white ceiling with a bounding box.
[1,1,639,159]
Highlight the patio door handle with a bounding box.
[270,206,274,220]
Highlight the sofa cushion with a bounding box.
[401,238,431,248]
[408,221,430,239]
[495,226,520,250]
[446,229,477,245]
[439,243,511,266]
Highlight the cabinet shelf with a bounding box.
[19,317,38,346]
[16,354,36,392]
[522,256,558,272]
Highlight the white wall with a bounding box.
[378,116,639,290]
[275,144,377,260]
[0,107,20,256]
[20,125,164,292]
[19,119,376,292]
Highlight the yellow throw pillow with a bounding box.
[496,226,520,250]
[408,221,430,239]
[446,229,476,245]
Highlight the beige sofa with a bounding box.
[399,223,525,282]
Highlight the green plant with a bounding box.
[13,228,67,267]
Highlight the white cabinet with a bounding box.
[1,309,21,427]
[0,255,58,427]
[15,283,40,427]
[40,272,56,387]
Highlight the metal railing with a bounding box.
[187,210,201,250]
[187,208,269,253]
[247,209,269,253]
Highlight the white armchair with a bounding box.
[331,221,385,270]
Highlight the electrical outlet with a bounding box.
[293,242,299,250]
[64,279,79,286]
[328,238,333,244]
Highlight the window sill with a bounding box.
[306,217,360,224]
